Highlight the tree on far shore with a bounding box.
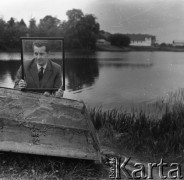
[0,18,7,50]
[0,9,100,51]
[64,9,100,49]
[110,33,130,47]
[38,15,61,37]
[3,18,28,50]
[29,18,38,37]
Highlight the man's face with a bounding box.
[33,45,48,66]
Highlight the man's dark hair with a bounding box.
[33,40,50,52]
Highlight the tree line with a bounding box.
[0,8,130,51]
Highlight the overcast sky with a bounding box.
[0,0,183,43]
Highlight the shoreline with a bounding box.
[1,46,184,53]
[96,44,184,52]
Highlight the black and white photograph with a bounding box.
[0,0,184,179]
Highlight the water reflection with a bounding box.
[0,61,20,87]
[65,58,99,91]
[0,53,20,61]
[98,60,153,68]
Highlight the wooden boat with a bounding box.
[0,87,101,163]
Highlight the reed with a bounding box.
[90,88,184,157]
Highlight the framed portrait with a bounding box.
[20,37,65,92]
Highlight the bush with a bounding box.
[110,34,130,47]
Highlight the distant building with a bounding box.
[96,39,111,45]
[127,34,156,47]
[172,41,184,47]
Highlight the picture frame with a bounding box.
[20,37,65,92]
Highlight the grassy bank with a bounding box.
[0,152,104,179]
[90,88,184,161]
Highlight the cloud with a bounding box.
[85,0,184,43]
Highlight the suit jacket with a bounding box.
[14,59,62,89]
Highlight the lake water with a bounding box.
[1,51,184,110]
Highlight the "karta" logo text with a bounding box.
[108,157,183,179]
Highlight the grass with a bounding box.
[89,88,184,159]
[0,152,103,179]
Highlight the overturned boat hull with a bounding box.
[0,88,101,162]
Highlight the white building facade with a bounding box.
[128,34,156,47]
[172,41,184,47]
[96,39,111,45]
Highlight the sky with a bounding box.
[0,0,183,43]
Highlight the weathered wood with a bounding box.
[0,88,101,162]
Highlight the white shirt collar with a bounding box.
[37,63,47,73]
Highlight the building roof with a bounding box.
[126,34,156,41]
[173,40,184,43]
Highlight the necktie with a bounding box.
[38,67,44,81]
